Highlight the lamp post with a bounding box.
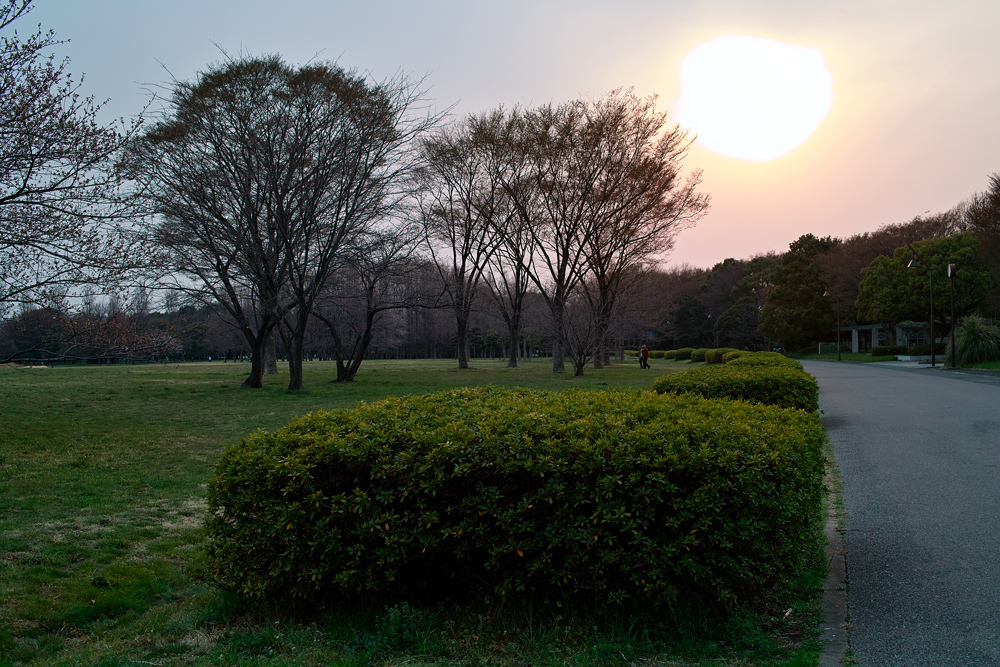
[823,291,841,361]
[948,263,957,368]
[907,244,935,368]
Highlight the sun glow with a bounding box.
[676,35,834,162]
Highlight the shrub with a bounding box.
[705,348,739,364]
[689,348,710,362]
[871,345,907,356]
[906,342,946,356]
[674,347,694,360]
[652,365,818,412]
[649,350,665,359]
[725,351,803,371]
[207,387,825,612]
[721,350,744,363]
[948,314,1000,365]
[664,350,678,360]
[625,350,638,357]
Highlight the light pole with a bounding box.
[907,244,935,368]
[823,291,841,361]
[948,263,957,368]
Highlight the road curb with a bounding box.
[819,471,849,666]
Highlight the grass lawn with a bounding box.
[0,357,823,666]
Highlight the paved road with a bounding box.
[804,361,1000,666]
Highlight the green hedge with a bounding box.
[725,351,803,371]
[721,350,744,363]
[649,350,665,359]
[674,347,695,360]
[207,387,825,611]
[907,342,946,355]
[652,365,819,412]
[689,348,710,362]
[665,350,678,360]
[705,348,740,363]
[871,345,907,356]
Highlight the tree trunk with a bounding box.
[507,321,520,368]
[241,332,267,388]
[592,339,604,369]
[284,309,310,391]
[286,336,304,390]
[456,310,471,369]
[264,333,278,375]
[550,301,565,373]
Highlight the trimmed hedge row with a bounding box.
[725,351,804,371]
[689,348,710,362]
[674,347,695,360]
[907,342,946,356]
[705,348,740,363]
[652,363,818,412]
[207,387,825,610]
[871,345,906,356]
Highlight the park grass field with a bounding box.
[0,357,823,666]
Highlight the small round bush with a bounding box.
[674,347,694,360]
[721,350,744,363]
[665,350,678,360]
[649,350,665,359]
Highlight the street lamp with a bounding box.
[823,291,841,361]
[906,244,935,368]
[948,263,957,368]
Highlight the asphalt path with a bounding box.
[804,361,1000,666]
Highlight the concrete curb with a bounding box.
[819,473,849,666]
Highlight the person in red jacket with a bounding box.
[640,345,650,369]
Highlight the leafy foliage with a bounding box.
[674,347,694,360]
[947,314,1000,365]
[652,364,818,412]
[207,386,825,612]
[758,235,838,351]
[856,233,992,334]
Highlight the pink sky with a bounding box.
[29,0,1000,268]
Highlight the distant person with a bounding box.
[640,345,650,369]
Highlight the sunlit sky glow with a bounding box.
[24,0,1000,269]
[677,35,834,162]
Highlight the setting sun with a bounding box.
[676,35,834,162]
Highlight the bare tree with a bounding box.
[137,55,436,389]
[135,56,291,388]
[312,223,423,381]
[274,64,437,389]
[0,0,152,360]
[419,118,508,369]
[478,91,707,374]
[577,92,709,366]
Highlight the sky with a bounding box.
[24,0,1000,270]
